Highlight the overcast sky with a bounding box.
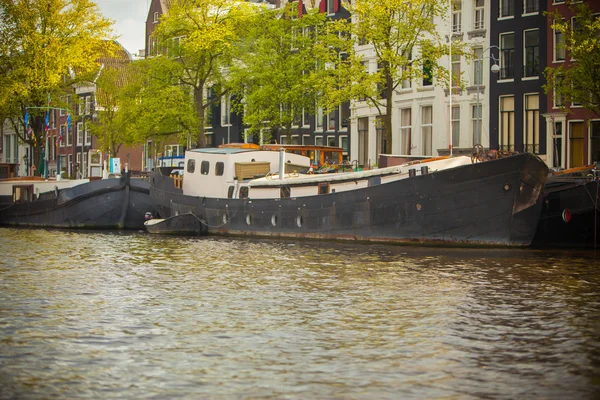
[95,0,151,57]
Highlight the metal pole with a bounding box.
[449,0,453,157]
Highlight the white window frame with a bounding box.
[339,135,348,156]
[60,125,66,147]
[553,20,566,63]
[523,29,540,79]
[153,12,159,23]
[452,0,462,33]
[472,104,482,146]
[474,0,485,30]
[523,0,539,15]
[221,95,231,127]
[400,108,412,155]
[85,123,91,146]
[499,0,514,19]
[499,32,515,81]
[524,93,540,153]
[327,0,335,15]
[314,135,324,146]
[77,122,83,146]
[452,105,460,148]
[302,134,311,145]
[421,106,433,156]
[316,106,323,131]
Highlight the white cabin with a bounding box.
[180,148,474,200]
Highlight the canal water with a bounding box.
[0,228,599,399]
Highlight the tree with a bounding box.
[229,4,354,143]
[0,0,115,171]
[544,3,600,116]
[347,0,450,154]
[116,58,199,149]
[148,0,254,148]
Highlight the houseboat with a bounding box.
[148,147,549,247]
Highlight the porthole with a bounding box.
[416,203,422,211]
[246,214,252,225]
[503,183,512,192]
[271,215,278,226]
[296,215,303,228]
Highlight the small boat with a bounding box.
[0,174,155,230]
[148,146,549,247]
[533,164,600,248]
[144,213,207,236]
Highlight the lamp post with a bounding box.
[475,45,500,147]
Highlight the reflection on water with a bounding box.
[0,228,599,399]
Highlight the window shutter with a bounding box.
[298,0,303,17]
[334,0,339,12]
[319,0,326,13]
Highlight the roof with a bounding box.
[188,148,258,155]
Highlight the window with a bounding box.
[316,106,323,130]
[523,0,539,14]
[551,120,563,168]
[228,186,234,198]
[327,109,336,131]
[327,0,335,15]
[153,11,159,23]
[400,108,412,155]
[358,117,369,165]
[318,182,330,194]
[59,125,66,147]
[85,123,91,145]
[472,104,482,145]
[302,134,311,145]
[280,186,290,199]
[474,0,485,30]
[452,53,461,87]
[473,47,483,86]
[421,106,433,156]
[523,29,539,77]
[68,154,72,177]
[340,102,350,130]
[553,73,565,108]
[215,162,224,176]
[327,136,336,147]
[499,0,513,18]
[77,122,83,146]
[452,0,462,33]
[240,187,249,199]
[591,121,600,164]
[500,33,514,79]
[315,136,324,146]
[524,94,539,153]
[187,159,195,174]
[554,21,565,62]
[340,135,348,157]
[302,108,310,127]
[452,106,460,148]
[200,160,209,175]
[66,125,72,146]
[500,96,515,151]
[221,95,230,126]
[423,59,433,86]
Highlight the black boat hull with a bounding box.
[0,176,155,230]
[150,153,548,247]
[533,178,600,248]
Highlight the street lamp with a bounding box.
[475,45,500,147]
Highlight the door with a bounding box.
[569,121,584,168]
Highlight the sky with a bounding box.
[95,0,151,57]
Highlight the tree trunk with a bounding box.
[194,86,207,148]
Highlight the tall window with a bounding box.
[523,0,539,14]
[59,125,66,147]
[554,21,565,62]
[452,106,460,148]
[452,54,461,87]
[500,96,515,151]
[327,0,335,14]
[500,33,514,79]
[375,115,386,159]
[221,95,231,126]
[524,94,539,153]
[303,108,310,127]
[452,0,462,33]
[552,121,563,168]
[400,108,412,155]
[421,106,433,156]
[554,73,565,108]
[316,106,323,130]
[473,47,483,86]
[472,104,482,145]
[423,60,433,86]
[524,29,539,77]
[474,0,485,30]
[340,102,350,130]
[499,0,513,18]
[77,122,83,146]
[85,124,91,146]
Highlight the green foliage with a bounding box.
[145,0,255,148]
[0,0,114,168]
[544,3,600,116]
[229,4,357,143]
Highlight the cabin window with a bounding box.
[228,186,234,198]
[187,159,195,173]
[368,177,381,186]
[239,186,249,198]
[201,160,210,175]
[215,161,224,176]
[280,185,291,198]
[318,182,330,194]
